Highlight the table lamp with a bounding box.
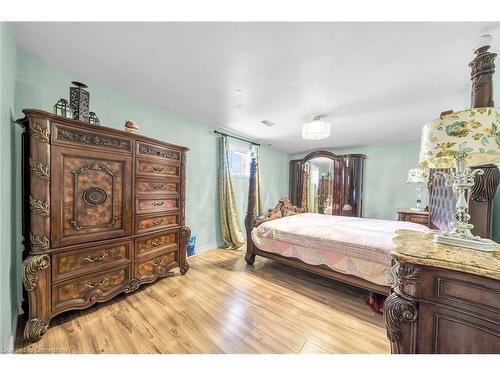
[406,168,429,211]
[419,34,500,252]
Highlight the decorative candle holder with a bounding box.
[70,81,90,122]
[53,98,74,118]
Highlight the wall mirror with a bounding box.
[290,150,366,217]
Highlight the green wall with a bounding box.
[0,22,18,352]
[15,49,290,251]
[292,140,499,242]
[1,47,290,348]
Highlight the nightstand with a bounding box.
[396,208,429,227]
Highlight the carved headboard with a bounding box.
[428,169,456,234]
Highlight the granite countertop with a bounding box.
[396,208,429,215]
[391,229,500,281]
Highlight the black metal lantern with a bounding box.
[89,111,100,125]
[53,98,73,118]
[69,81,90,122]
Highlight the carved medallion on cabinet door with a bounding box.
[51,146,132,247]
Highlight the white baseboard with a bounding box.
[189,242,224,256]
[7,303,22,353]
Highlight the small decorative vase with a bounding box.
[89,112,100,125]
[70,81,90,122]
[124,120,139,134]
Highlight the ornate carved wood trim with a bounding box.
[469,43,496,108]
[470,165,500,202]
[30,122,50,143]
[392,261,422,297]
[29,196,50,217]
[22,254,50,291]
[138,143,179,160]
[253,198,306,227]
[179,226,191,275]
[125,278,140,293]
[56,126,132,151]
[383,293,418,349]
[24,318,49,343]
[29,158,50,181]
[30,233,50,252]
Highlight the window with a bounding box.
[229,148,251,177]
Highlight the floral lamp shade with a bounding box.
[419,107,500,168]
[407,168,429,184]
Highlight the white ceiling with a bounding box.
[14,22,500,153]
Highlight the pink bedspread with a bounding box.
[251,213,431,286]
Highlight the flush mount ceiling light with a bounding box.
[302,115,331,140]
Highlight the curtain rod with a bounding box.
[213,130,261,146]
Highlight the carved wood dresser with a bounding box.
[384,230,500,354]
[18,109,190,342]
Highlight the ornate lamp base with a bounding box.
[433,233,497,252]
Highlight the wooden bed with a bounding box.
[243,159,498,299]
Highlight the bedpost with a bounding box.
[245,156,257,265]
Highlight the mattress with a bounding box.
[251,213,432,286]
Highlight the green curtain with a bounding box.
[218,136,245,250]
[251,145,263,216]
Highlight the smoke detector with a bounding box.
[261,120,276,127]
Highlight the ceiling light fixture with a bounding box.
[302,115,331,140]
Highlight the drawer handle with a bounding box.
[152,183,165,190]
[152,260,162,267]
[152,201,164,206]
[84,277,109,289]
[153,219,165,226]
[83,252,109,263]
[152,239,165,247]
[152,165,165,172]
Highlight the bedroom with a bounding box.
[1,0,500,370]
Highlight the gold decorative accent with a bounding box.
[84,277,109,289]
[29,158,50,181]
[30,233,49,252]
[30,122,50,143]
[22,254,50,291]
[24,318,49,342]
[125,278,140,293]
[83,252,109,263]
[30,196,50,217]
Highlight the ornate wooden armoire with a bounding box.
[289,150,366,217]
[18,109,190,342]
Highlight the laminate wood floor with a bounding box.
[15,249,390,354]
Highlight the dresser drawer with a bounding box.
[135,213,180,234]
[433,274,500,314]
[398,213,429,226]
[135,230,179,258]
[136,140,181,162]
[52,240,132,281]
[136,158,179,178]
[135,197,179,215]
[52,265,131,313]
[52,123,132,153]
[135,252,178,282]
[135,178,180,196]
